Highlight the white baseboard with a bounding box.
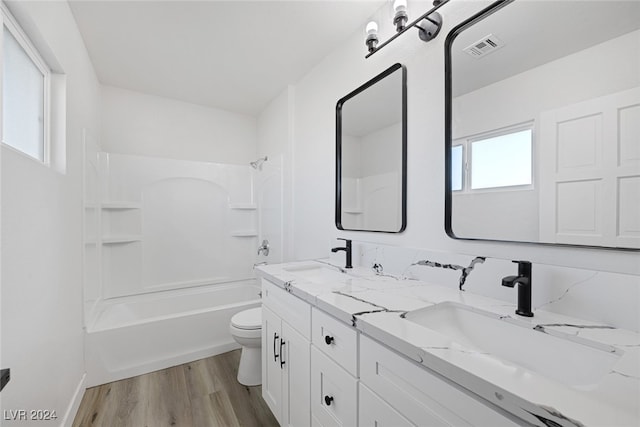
[60,373,87,427]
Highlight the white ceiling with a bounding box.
[69,0,386,116]
[452,0,640,96]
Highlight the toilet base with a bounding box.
[237,345,261,386]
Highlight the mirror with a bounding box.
[336,63,407,233]
[445,0,640,249]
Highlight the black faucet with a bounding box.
[501,260,533,317]
[331,238,352,269]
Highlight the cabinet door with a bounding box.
[311,347,358,427]
[282,322,311,427]
[262,305,283,423]
[359,383,414,427]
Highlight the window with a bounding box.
[2,6,50,163]
[451,144,463,191]
[452,123,533,192]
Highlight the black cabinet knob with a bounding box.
[324,335,335,345]
[324,395,334,406]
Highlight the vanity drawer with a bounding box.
[312,307,358,376]
[359,383,413,427]
[262,278,311,340]
[360,335,520,427]
[311,346,358,427]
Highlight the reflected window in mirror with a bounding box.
[451,122,533,192]
[445,0,640,249]
[336,63,407,233]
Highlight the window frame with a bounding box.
[452,121,534,194]
[450,143,464,192]
[1,3,51,165]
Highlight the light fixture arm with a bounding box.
[365,0,450,58]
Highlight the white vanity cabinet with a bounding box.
[359,383,413,427]
[260,275,524,427]
[359,335,521,427]
[310,308,359,427]
[262,279,311,427]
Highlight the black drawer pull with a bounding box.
[280,339,286,368]
[324,335,335,345]
[324,395,334,406]
[273,333,279,362]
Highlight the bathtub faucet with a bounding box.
[257,239,270,256]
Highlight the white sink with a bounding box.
[404,302,621,388]
[283,264,349,284]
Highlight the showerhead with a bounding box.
[250,156,268,170]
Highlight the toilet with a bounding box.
[230,307,262,386]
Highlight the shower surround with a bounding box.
[82,140,280,384]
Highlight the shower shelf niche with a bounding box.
[342,207,363,214]
[229,203,257,210]
[230,230,258,237]
[102,201,142,210]
[84,237,99,246]
[101,201,142,246]
[102,235,142,244]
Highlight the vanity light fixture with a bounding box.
[393,0,408,32]
[366,0,449,58]
[365,21,379,53]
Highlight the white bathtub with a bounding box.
[85,280,261,386]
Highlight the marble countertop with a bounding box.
[255,259,640,427]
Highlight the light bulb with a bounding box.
[393,0,407,13]
[365,21,378,35]
[365,21,379,53]
[393,0,408,32]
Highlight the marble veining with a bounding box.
[352,242,640,332]
[610,370,640,380]
[332,290,408,327]
[536,271,599,309]
[424,345,492,356]
[412,256,486,290]
[526,407,584,427]
[256,258,640,427]
[534,323,616,329]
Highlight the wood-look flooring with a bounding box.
[72,350,279,427]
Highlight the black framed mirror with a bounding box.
[336,63,407,233]
[445,0,640,250]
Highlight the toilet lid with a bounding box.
[231,307,262,330]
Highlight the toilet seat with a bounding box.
[231,307,262,330]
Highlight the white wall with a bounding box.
[1,0,101,425]
[101,85,257,164]
[360,122,402,178]
[290,0,639,275]
[257,86,294,262]
[257,87,290,158]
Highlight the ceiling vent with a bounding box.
[463,34,505,58]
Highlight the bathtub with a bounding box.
[85,280,261,387]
